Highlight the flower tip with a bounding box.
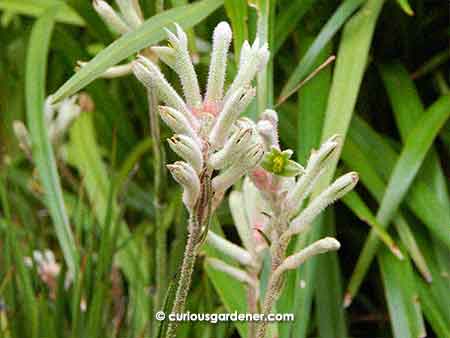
[214,21,232,39]
[320,237,341,251]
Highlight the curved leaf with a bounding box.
[51,0,223,103]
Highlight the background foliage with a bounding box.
[0,0,449,337]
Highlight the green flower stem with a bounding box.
[166,214,201,338]
[256,235,288,338]
[148,88,167,311]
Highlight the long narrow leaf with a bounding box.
[25,6,78,276]
[51,0,223,103]
[279,0,365,101]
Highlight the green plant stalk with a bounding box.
[148,88,168,311]
[166,215,202,338]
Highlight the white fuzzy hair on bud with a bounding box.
[165,24,202,109]
[51,95,81,140]
[167,161,200,210]
[167,134,203,173]
[206,258,257,288]
[224,38,269,103]
[13,120,31,152]
[209,87,255,149]
[275,237,341,274]
[115,0,143,29]
[206,231,255,267]
[209,127,253,169]
[286,134,341,216]
[205,21,232,105]
[158,106,199,142]
[288,172,359,236]
[132,56,198,128]
[211,143,264,193]
[92,0,130,35]
[77,61,133,78]
[151,46,177,70]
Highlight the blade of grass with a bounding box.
[273,0,317,53]
[224,0,248,62]
[25,5,78,277]
[395,0,414,16]
[67,112,151,333]
[279,0,365,102]
[0,0,85,26]
[316,0,385,190]
[314,210,348,338]
[341,134,432,283]
[344,94,450,302]
[203,219,248,338]
[379,245,426,338]
[341,190,402,258]
[346,117,450,250]
[51,0,223,103]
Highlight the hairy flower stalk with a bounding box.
[205,109,358,338]
[132,22,269,338]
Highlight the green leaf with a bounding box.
[344,93,450,303]
[279,0,365,102]
[341,190,402,259]
[314,211,348,338]
[203,220,248,338]
[379,245,425,338]
[67,112,150,333]
[0,0,85,26]
[273,0,317,53]
[25,6,78,276]
[315,0,385,191]
[395,0,414,16]
[224,0,248,62]
[51,0,223,103]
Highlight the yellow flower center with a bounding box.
[272,156,284,173]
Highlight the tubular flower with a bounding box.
[132,22,269,211]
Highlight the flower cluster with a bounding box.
[205,109,358,338]
[132,22,270,213]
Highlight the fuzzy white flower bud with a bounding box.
[257,109,279,149]
[275,237,341,274]
[159,106,199,142]
[167,161,200,210]
[239,40,251,67]
[132,56,198,128]
[286,134,341,216]
[13,120,31,152]
[206,258,257,288]
[151,46,176,70]
[167,134,203,173]
[205,21,232,105]
[93,0,130,35]
[77,61,133,78]
[52,95,81,140]
[115,0,142,29]
[165,24,202,109]
[209,87,255,149]
[224,38,269,103]
[288,172,358,236]
[212,143,264,193]
[206,231,255,267]
[209,127,253,169]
